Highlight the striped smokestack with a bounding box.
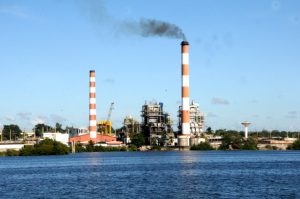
[89,70,97,139]
[178,41,190,148]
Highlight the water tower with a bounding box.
[241,121,251,139]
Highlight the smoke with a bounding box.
[123,19,186,40]
[81,1,186,40]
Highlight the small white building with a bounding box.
[43,132,69,146]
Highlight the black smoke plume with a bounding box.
[81,1,186,40]
[134,19,186,40]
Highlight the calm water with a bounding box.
[0,151,300,199]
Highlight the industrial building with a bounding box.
[178,100,205,137]
[141,102,174,146]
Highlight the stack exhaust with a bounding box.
[178,41,190,147]
[89,70,97,139]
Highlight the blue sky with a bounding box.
[0,0,300,131]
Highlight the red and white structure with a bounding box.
[178,41,191,147]
[89,70,97,139]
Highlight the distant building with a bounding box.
[178,100,204,137]
[69,133,117,145]
[43,132,69,146]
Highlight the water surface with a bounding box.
[0,151,299,198]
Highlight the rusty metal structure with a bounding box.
[141,102,173,146]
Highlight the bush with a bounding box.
[19,139,70,156]
[151,145,162,151]
[6,149,19,156]
[19,145,35,156]
[94,145,127,152]
[287,140,300,150]
[190,142,214,150]
[85,140,95,152]
[128,145,138,151]
[75,142,86,153]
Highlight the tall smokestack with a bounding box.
[89,70,97,139]
[178,41,190,147]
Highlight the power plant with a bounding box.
[69,41,205,148]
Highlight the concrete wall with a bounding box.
[0,144,25,152]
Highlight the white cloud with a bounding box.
[104,78,115,84]
[286,111,298,119]
[4,115,15,122]
[17,112,32,120]
[50,114,67,124]
[211,97,230,105]
[206,112,218,118]
[31,116,48,125]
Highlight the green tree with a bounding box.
[219,133,243,150]
[131,133,145,148]
[206,127,213,134]
[55,122,67,133]
[190,142,214,150]
[34,124,52,137]
[241,137,258,150]
[2,124,22,140]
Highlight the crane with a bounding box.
[97,102,114,135]
[107,102,114,121]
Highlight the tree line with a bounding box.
[0,123,72,141]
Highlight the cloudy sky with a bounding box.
[0,0,300,131]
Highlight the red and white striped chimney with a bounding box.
[89,70,97,139]
[180,41,190,146]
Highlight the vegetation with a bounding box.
[190,142,214,150]
[19,139,70,156]
[130,133,146,148]
[127,145,138,151]
[211,128,300,139]
[2,124,22,140]
[287,139,300,150]
[6,149,20,156]
[219,133,258,150]
[75,142,86,153]
[151,145,162,151]
[76,140,128,152]
[265,145,278,150]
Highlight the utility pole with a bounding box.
[10,129,12,141]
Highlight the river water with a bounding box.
[0,151,300,199]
